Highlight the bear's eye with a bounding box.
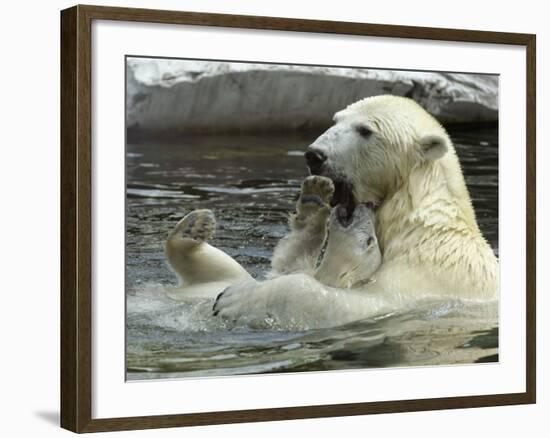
[355,125,372,138]
[366,236,375,247]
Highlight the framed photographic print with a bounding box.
[60,4,536,433]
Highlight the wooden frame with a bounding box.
[60,4,536,433]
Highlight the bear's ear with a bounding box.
[419,134,449,161]
[332,110,345,123]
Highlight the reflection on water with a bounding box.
[126,126,499,380]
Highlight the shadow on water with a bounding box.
[125,126,499,380]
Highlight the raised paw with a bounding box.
[296,176,334,219]
[177,209,216,242]
[300,175,335,205]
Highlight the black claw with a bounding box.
[212,287,230,315]
[213,310,219,316]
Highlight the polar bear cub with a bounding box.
[165,175,382,299]
[270,174,382,287]
[315,203,381,288]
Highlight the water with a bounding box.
[126,126,499,380]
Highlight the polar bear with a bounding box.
[169,95,498,329]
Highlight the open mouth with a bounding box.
[331,180,356,225]
[330,179,377,227]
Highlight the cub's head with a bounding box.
[304,95,452,208]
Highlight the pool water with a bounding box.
[125,126,499,380]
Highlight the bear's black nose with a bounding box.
[304,149,327,174]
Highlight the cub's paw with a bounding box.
[177,209,216,242]
[296,176,334,219]
[300,175,334,205]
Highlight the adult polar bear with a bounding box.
[168,95,499,329]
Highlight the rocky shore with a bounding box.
[127,58,498,134]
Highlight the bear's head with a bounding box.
[305,95,453,209]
